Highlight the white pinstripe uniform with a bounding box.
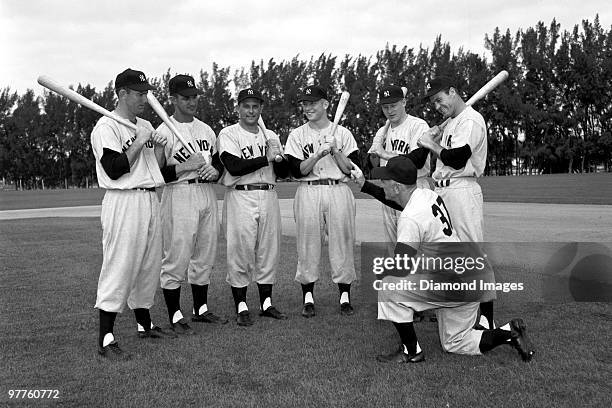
[91,116,164,313]
[284,123,358,285]
[218,123,282,288]
[432,106,487,242]
[371,115,431,244]
[157,117,218,291]
[377,188,484,355]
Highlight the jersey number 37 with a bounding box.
[431,196,453,236]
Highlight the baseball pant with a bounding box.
[160,183,218,289]
[222,189,280,288]
[95,190,162,313]
[293,183,356,285]
[378,300,483,355]
[435,178,484,242]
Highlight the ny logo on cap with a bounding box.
[248,89,254,95]
[383,90,390,97]
[139,74,146,82]
[305,89,311,95]
[427,84,431,91]
[187,80,194,87]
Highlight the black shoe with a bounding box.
[340,302,354,316]
[301,303,315,318]
[376,347,425,364]
[509,318,535,362]
[192,311,229,324]
[171,319,196,335]
[98,341,132,361]
[260,306,287,320]
[237,311,253,326]
[139,325,177,339]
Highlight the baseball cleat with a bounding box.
[376,348,425,364]
[138,325,177,339]
[260,306,287,320]
[340,302,354,316]
[98,341,132,361]
[236,311,253,326]
[509,318,535,362]
[171,319,197,336]
[301,303,316,318]
[192,311,229,324]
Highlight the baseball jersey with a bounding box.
[217,123,280,187]
[91,115,164,189]
[373,115,430,180]
[397,188,459,252]
[432,106,487,180]
[284,122,358,182]
[157,116,216,183]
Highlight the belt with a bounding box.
[132,187,156,192]
[187,178,211,184]
[235,184,275,191]
[306,179,340,186]
[434,179,451,188]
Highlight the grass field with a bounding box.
[1,174,611,407]
[1,219,611,407]
[1,172,611,210]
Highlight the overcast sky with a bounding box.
[0,0,609,93]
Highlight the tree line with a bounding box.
[1,15,611,190]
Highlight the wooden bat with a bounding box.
[37,75,138,131]
[323,91,350,155]
[368,86,408,154]
[146,93,198,156]
[257,117,283,162]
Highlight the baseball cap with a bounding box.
[379,85,405,104]
[298,85,327,102]
[237,88,264,104]
[169,74,202,97]
[424,76,455,99]
[371,155,417,185]
[115,68,155,92]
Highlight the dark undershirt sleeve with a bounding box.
[404,147,429,169]
[286,154,306,178]
[100,148,130,180]
[273,158,290,179]
[439,144,472,170]
[160,165,177,183]
[211,152,224,178]
[360,180,403,211]
[220,152,269,177]
[345,151,361,174]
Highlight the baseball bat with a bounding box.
[37,75,137,131]
[369,86,409,154]
[146,93,197,156]
[257,116,283,162]
[321,91,350,155]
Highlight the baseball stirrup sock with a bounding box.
[99,310,117,347]
[191,284,208,315]
[302,283,315,303]
[133,308,152,331]
[479,328,513,352]
[480,301,495,329]
[257,284,273,309]
[393,322,418,355]
[162,288,181,322]
[231,286,247,312]
[338,283,351,304]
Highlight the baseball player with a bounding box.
[91,68,173,361]
[284,85,360,318]
[352,156,535,363]
[418,76,494,330]
[217,88,289,326]
[157,74,228,335]
[368,85,431,247]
